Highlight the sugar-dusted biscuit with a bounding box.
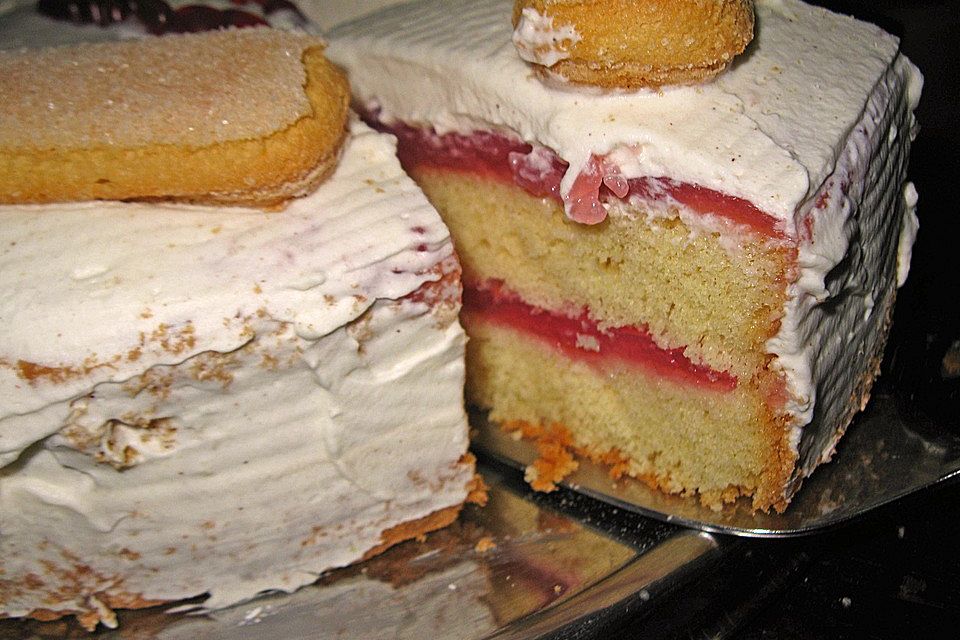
[0,28,350,208]
[512,0,754,89]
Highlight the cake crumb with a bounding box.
[463,455,490,506]
[474,537,497,554]
[505,422,579,492]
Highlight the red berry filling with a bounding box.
[464,281,738,392]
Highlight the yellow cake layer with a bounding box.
[409,166,798,510]
[463,317,795,510]
[412,166,792,378]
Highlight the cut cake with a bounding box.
[328,0,922,511]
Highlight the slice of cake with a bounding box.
[0,30,476,630]
[328,0,922,511]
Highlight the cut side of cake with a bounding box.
[328,0,922,511]
[0,28,476,630]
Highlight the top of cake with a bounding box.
[328,0,921,229]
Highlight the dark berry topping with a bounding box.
[36,0,300,34]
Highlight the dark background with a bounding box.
[611,1,960,638]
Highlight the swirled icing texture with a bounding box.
[0,121,471,623]
[328,0,922,489]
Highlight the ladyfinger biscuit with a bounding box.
[0,28,350,208]
[512,0,755,89]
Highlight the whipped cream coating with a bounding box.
[770,55,920,483]
[0,121,472,623]
[329,0,922,497]
[512,7,581,68]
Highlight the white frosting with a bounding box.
[328,0,923,492]
[898,182,920,288]
[512,7,581,68]
[768,56,921,480]
[0,121,471,623]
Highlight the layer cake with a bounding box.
[328,0,922,511]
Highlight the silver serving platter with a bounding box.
[473,394,960,537]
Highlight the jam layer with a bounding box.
[463,282,737,392]
[378,119,783,237]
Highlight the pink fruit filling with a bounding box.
[463,281,738,392]
[376,118,784,237]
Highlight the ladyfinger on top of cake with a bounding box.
[0,28,350,208]
[511,0,755,88]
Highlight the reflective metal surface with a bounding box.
[473,394,960,537]
[1,465,720,639]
